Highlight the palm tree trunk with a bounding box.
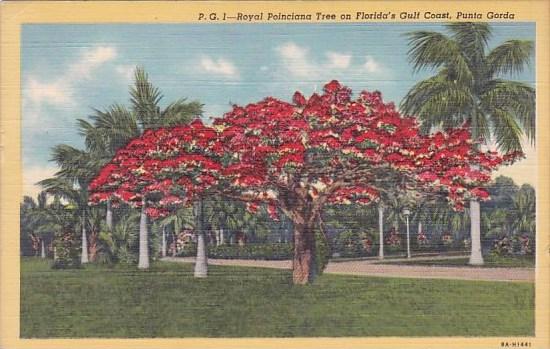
[81,212,89,264]
[469,199,484,265]
[40,239,46,258]
[378,204,384,259]
[106,199,113,231]
[468,108,485,265]
[194,199,207,278]
[138,198,149,269]
[161,225,167,257]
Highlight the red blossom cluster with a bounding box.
[89,81,521,219]
[89,120,223,218]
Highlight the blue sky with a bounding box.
[21,23,536,197]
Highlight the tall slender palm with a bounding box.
[401,23,535,265]
[75,67,202,269]
[40,144,97,263]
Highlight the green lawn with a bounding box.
[378,255,535,268]
[21,257,534,338]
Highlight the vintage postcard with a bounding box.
[1,1,548,348]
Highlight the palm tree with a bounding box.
[401,23,535,265]
[39,175,90,263]
[79,67,202,269]
[511,184,536,235]
[20,192,50,257]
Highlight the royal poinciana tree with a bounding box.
[89,81,517,285]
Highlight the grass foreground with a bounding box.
[21,257,534,338]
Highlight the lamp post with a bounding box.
[403,208,411,259]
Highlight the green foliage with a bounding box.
[177,243,293,260]
[52,231,81,269]
[96,213,139,265]
[332,230,376,258]
[314,229,330,275]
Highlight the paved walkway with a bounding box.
[162,256,534,282]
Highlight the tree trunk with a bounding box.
[172,232,177,257]
[40,239,46,259]
[81,212,89,264]
[194,199,208,278]
[138,198,149,269]
[469,199,484,265]
[469,124,484,265]
[161,225,167,258]
[106,199,113,231]
[378,204,384,260]
[292,222,316,285]
[220,228,224,245]
[53,246,57,261]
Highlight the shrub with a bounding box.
[52,231,81,269]
[384,228,402,253]
[491,234,535,256]
[315,230,330,275]
[491,236,514,256]
[333,230,375,258]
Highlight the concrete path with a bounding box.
[161,256,534,282]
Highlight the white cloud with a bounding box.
[115,64,136,81]
[326,52,352,69]
[200,56,238,78]
[26,78,74,107]
[24,45,118,109]
[68,46,117,79]
[275,42,386,81]
[276,42,315,77]
[363,56,381,73]
[23,45,118,131]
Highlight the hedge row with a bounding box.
[178,243,293,260]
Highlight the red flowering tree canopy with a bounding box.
[89,81,519,220]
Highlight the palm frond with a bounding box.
[487,40,534,77]
[447,23,491,69]
[50,144,98,183]
[400,73,474,130]
[77,118,109,157]
[161,99,203,126]
[130,67,163,130]
[89,104,140,154]
[488,107,524,153]
[38,177,83,205]
[471,105,492,143]
[481,80,535,142]
[405,31,473,84]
